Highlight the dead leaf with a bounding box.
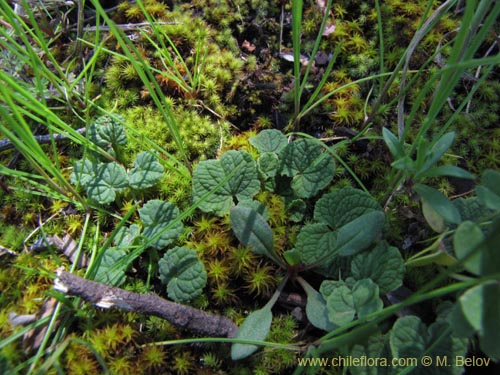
[242,40,256,52]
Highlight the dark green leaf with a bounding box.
[295,223,337,266]
[193,151,260,215]
[128,151,164,189]
[279,139,335,198]
[314,188,381,229]
[459,282,500,360]
[95,248,127,286]
[139,200,183,250]
[336,211,386,256]
[158,247,207,302]
[351,241,405,294]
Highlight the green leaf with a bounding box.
[421,132,455,171]
[296,188,384,271]
[296,223,337,266]
[418,165,475,180]
[231,305,273,360]
[279,138,335,198]
[336,211,386,256]
[421,199,446,233]
[414,183,461,224]
[352,279,383,318]
[351,241,405,294]
[325,283,355,326]
[350,334,392,375]
[87,115,127,148]
[323,279,382,326]
[453,221,484,275]
[249,129,288,153]
[158,246,207,302]
[390,316,428,359]
[114,224,141,248]
[389,315,467,374]
[94,248,127,286]
[285,199,306,222]
[314,188,381,229]
[427,320,468,375]
[71,160,128,204]
[301,279,336,332]
[257,152,280,179]
[128,151,165,189]
[87,162,128,204]
[230,206,280,265]
[476,169,500,210]
[459,282,500,360]
[193,150,260,216]
[391,156,415,172]
[70,159,95,186]
[139,200,183,250]
[382,127,405,159]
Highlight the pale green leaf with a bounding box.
[86,162,128,204]
[422,199,446,233]
[114,224,141,248]
[419,165,475,180]
[158,246,207,302]
[71,160,128,204]
[70,159,95,186]
[230,206,280,264]
[231,306,273,360]
[352,279,383,318]
[301,280,336,332]
[87,114,127,148]
[325,283,355,326]
[453,221,484,275]
[414,183,461,224]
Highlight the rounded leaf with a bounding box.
[158,246,207,302]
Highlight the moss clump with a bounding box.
[124,105,229,163]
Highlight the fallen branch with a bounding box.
[54,268,238,338]
[0,128,86,153]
